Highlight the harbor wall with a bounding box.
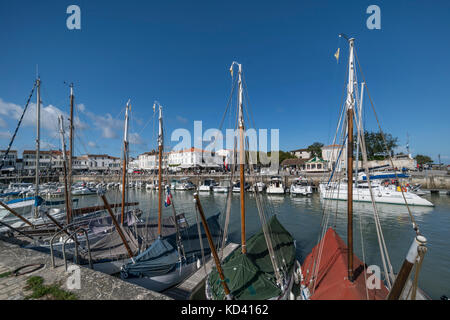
[67,172,450,189]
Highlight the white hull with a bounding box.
[319,183,434,207]
[290,186,312,196]
[213,187,229,193]
[266,187,285,194]
[122,260,198,292]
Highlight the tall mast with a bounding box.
[69,84,74,191]
[34,77,41,218]
[121,100,130,225]
[345,37,356,282]
[157,103,163,236]
[58,115,71,224]
[237,63,246,255]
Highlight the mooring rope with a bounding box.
[0,81,36,170]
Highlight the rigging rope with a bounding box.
[0,82,36,170]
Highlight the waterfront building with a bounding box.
[167,147,220,170]
[22,150,69,174]
[304,156,327,172]
[74,154,121,173]
[0,150,17,173]
[289,148,311,159]
[322,144,345,171]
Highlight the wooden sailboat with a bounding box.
[204,62,299,300]
[299,35,429,300]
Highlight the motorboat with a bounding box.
[266,176,285,194]
[290,177,313,196]
[213,180,231,193]
[198,179,218,192]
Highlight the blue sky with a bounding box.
[0,0,449,163]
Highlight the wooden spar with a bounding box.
[347,107,354,281]
[158,144,163,236]
[236,62,246,255]
[0,220,35,241]
[194,193,232,299]
[58,115,71,225]
[43,212,79,245]
[346,38,355,282]
[34,77,41,218]
[121,101,130,225]
[120,140,128,225]
[157,104,163,236]
[69,83,74,204]
[100,194,134,259]
[0,201,34,228]
[387,235,427,300]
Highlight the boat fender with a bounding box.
[196,258,201,269]
[121,270,128,279]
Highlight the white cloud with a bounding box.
[82,110,123,139]
[129,132,145,145]
[176,115,188,124]
[0,98,88,138]
[88,141,98,148]
[0,117,7,128]
[0,131,11,139]
[40,141,57,149]
[76,103,86,112]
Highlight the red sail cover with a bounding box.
[301,228,389,300]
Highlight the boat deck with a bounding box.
[163,242,239,300]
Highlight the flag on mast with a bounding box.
[164,186,172,207]
[334,48,340,63]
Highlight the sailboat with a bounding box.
[299,35,429,300]
[120,102,222,292]
[204,62,299,300]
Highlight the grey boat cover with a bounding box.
[80,213,188,263]
[121,213,221,279]
[88,211,138,235]
[85,226,139,262]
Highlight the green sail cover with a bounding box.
[208,215,296,300]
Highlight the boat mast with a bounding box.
[34,77,41,218]
[157,103,163,236]
[58,115,71,225]
[233,62,246,255]
[69,83,74,193]
[345,36,356,282]
[121,100,130,225]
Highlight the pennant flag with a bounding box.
[334,48,340,63]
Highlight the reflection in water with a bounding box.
[76,189,449,299]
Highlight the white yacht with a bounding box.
[290,177,313,196]
[249,181,266,193]
[198,179,218,192]
[213,180,231,193]
[319,172,433,207]
[266,176,285,194]
[171,177,195,191]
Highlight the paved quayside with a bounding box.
[0,237,172,300]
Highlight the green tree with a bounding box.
[354,131,398,160]
[414,154,433,165]
[307,142,324,158]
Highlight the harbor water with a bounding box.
[72,189,449,300]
